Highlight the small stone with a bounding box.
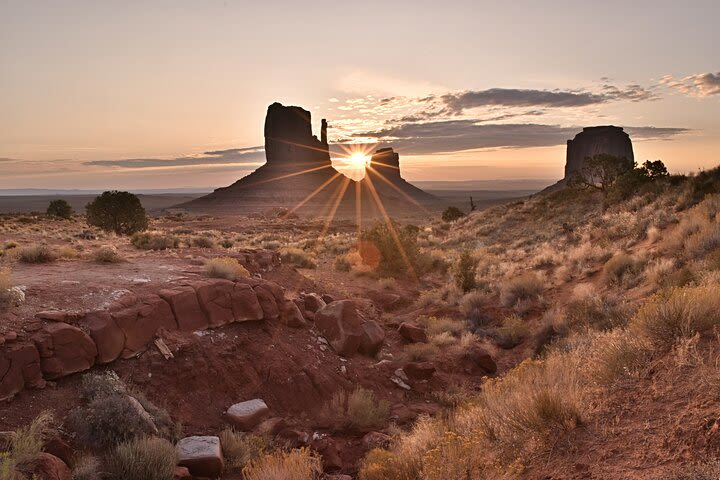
[227,399,270,430]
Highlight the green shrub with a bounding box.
[86,191,148,235]
[131,232,179,250]
[453,250,478,292]
[46,199,73,219]
[360,221,423,278]
[105,437,176,480]
[441,206,465,222]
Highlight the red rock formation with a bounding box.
[565,126,634,177]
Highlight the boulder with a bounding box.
[358,320,385,356]
[398,322,427,343]
[303,293,326,313]
[16,452,71,480]
[231,283,264,322]
[321,294,335,304]
[176,436,224,479]
[314,300,365,356]
[112,294,177,358]
[0,342,43,400]
[403,361,436,381]
[227,399,270,430]
[159,287,208,331]
[280,300,306,328]
[84,311,124,364]
[32,323,97,379]
[253,285,279,320]
[191,279,235,328]
[311,436,342,471]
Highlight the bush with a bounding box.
[86,191,148,235]
[131,232,179,250]
[18,244,57,264]
[453,250,478,292]
[105,437,176,480]
[334,255,351,272]
[491,314,529,349]
[94,246,122,264]
[319,387,390,431]
[279,247,316,269]
[441,206,465,222]
[46,199,73,219]
[219,428,269,472]
[191,235,216,249]
[205,257,250,281]
[602,253,642,286]
[460,291,490,328]
[71,455,101,480]
[0,267,14,311]
[499,273,544,307]
[360,221,423,278]
[242,448,322,480]
[631,284,720,350]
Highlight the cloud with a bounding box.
[438,89,606,114]
[661,72,720,97]
[83,146,265,168]
[354,121,688,155]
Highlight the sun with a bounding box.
[348,151,369,168]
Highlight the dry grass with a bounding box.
[491,314,529,349]
[131,231,179,250]
[105,437,176,480]
[191,235,216,249]
[401,342,439,362]
[94,245,122,264]
[631,284,720,350]
[205,257,250,280]
[319,387,390,431]
[602,252,642,286]
[499,272,544,307]
[71,455,101,480]
[18,244,57,263]
[242,447,322,480]
[220,428,270,471]
[279,247,316,269]
[0,267,13,311]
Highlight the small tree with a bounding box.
[442,206,465,222]
[607,159,669,204]
[570,154,635,194]
[46,199,73,219]
[86,191,148,235]
[639,160,669,180]
[454,250,479,292]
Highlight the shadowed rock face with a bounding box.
[565,126,634,177]
[176,103,438,218]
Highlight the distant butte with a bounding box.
[177,102,438,218]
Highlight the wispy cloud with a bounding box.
[660,72,720,97]
[83,146,265,168]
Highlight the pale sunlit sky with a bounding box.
[1,0,719,189]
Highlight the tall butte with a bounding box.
[178,102,437,218]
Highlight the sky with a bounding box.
[1,0,719,189]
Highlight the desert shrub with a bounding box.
[94,245,122,263]
[86,191,148,235]
[219,428,270,472]
[491,314,529,349]
[10,411,56,462]
[0,268,14,311]
[105,437,176,480]
[563,293,630,332]
[441,206,465,222]
[319,387,390,431]
[453,250,478,293]
[499,272,544,307]
[360,221,423,278]
[401,343,439,362]
[191,235,215,249]
[69,372,176,448]
[631,284,720,350]
[576,330,650,384]
[71,455,101,480]
[57,245,80,259]
[205,257,250,280]
[46,199,73,219]
[242,447,322,480]
[602,252,642,285]
[469,356,582,452]
[334,254,351,272]
[18,244,57,264]
[131,232,179,250]
[460,291,490,328]
[418,316,466,338]
[279,247,316,268]
[220,239,234,249]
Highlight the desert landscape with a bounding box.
[2,1,719,479]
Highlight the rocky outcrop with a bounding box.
[565,126,634,177]
[264,102,331,170]
[370,147,401,181]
